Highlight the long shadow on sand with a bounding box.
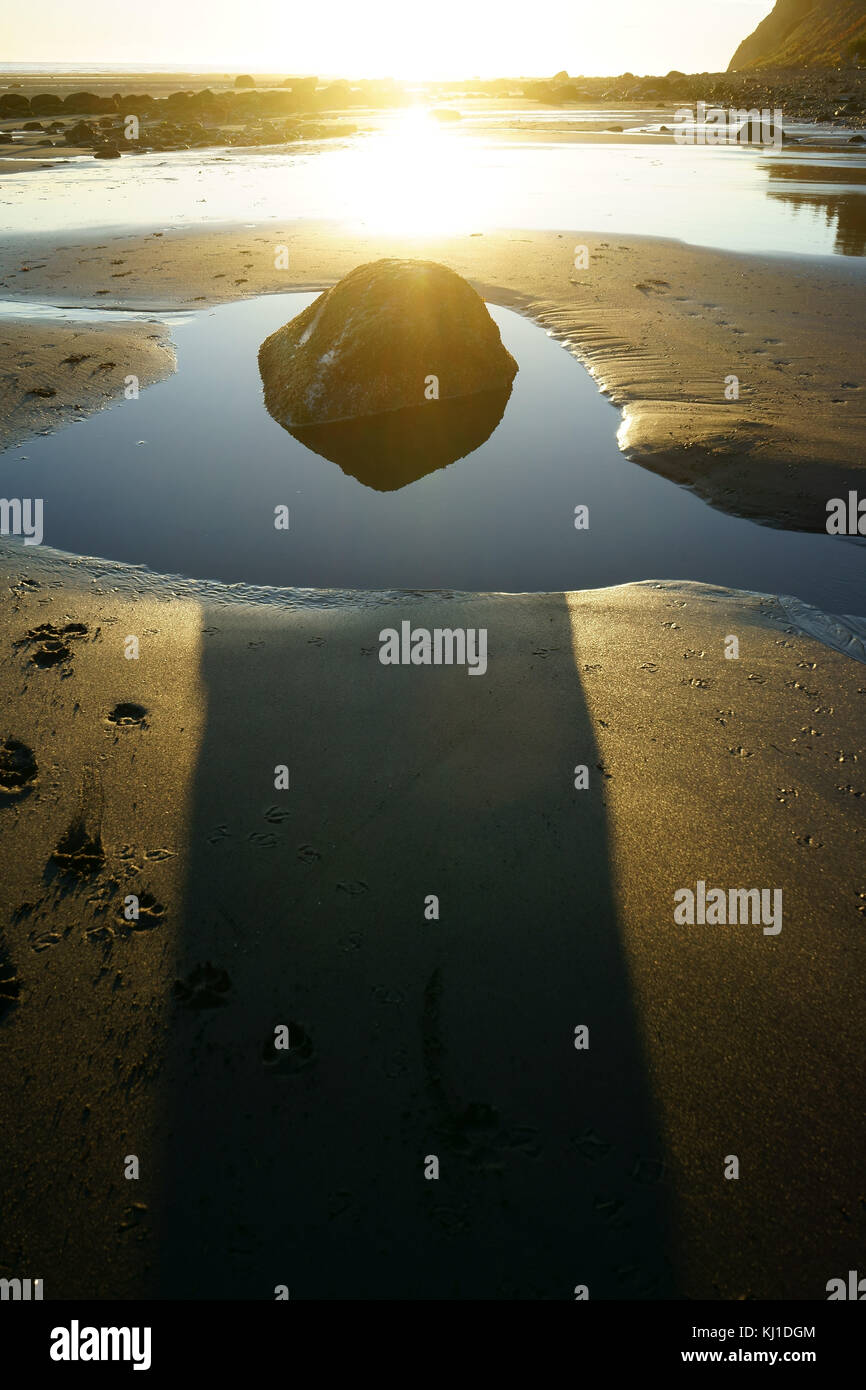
[154,591,676,1299]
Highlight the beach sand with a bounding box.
[2,222,865,528]
[1,212,865,1298]
[0,317,175,452]
[0,536,864,1299]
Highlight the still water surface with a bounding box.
[3,293,864,612]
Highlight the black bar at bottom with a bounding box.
[9,1298,861,1375]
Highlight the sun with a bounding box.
[345,106,482,236]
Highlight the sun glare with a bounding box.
[348,106,481,236]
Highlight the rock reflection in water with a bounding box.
[275,386,514,491]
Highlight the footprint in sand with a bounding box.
[571,1127,613,1163]
[0,737,37,805]
[336,879,368,896]
[261,1022,316,1075]
[630,1154,667,1185]
[594,1194,629,1229]
[30,930,62,954]
[19,620,88,669]
[173,962,232,1009]
[50,769,105,879]
[106,702,148,727]
[247,830,277,847]
[51,819,105,878]
[119,1203,148,1232]
[634,280,670,296]
[0,940,21,1019]
[421,967,538,1171]
[117,891,165,932]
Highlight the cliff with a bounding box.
[728,0,866,69]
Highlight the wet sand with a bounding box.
[0,317,175,452]
[1,538,864,1298]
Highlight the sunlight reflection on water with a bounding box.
[5,109,866,256]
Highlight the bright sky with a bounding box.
[3,0,775,79]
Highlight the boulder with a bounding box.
[62,92,101,113]
[0,93,30,117]
[258,259,518,429]
[64,120,95,145]
[30,93,63,116]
